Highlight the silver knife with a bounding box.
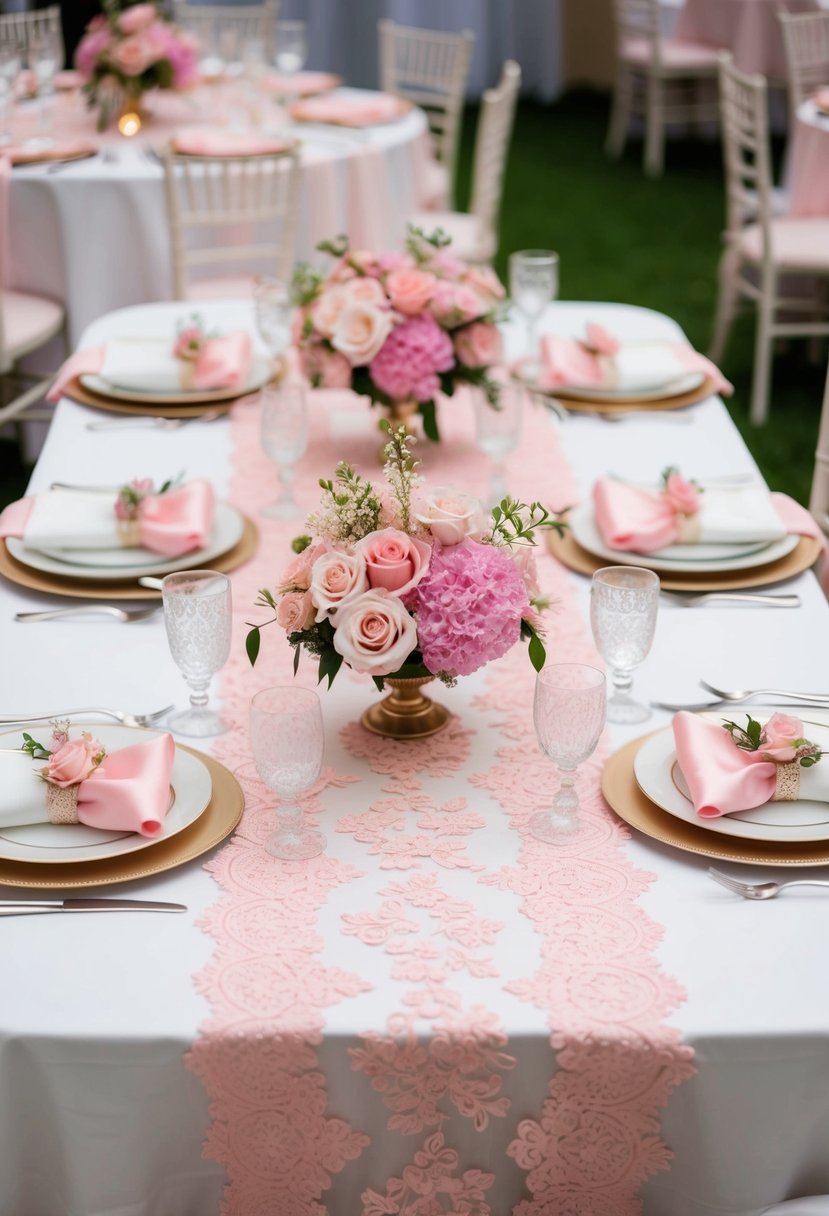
[0,898,187,915]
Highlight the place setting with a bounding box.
[547,465,824,591]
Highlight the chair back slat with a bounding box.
[779,10,829,125]
[718,55,774,255]
[611,0,663,67]
[470,61,521,239]
[171,1,279,60]
[0,6,61,58]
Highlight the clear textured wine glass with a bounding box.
[275,20,308,74]
[509,250,559,377]
[254,276,292,365]
[590,566,660,724]
[475,383,523,507]
[250,685,325,860]
[162,570,232,737]
[529,663,606,844]
[29,30,60,147]
[259,383,308,519]
[0,46,21,145]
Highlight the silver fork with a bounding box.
[709,867,829,900]
[15,606,161,624]
[86,410,223,432]
[0,706,173,728]
[662,593,801,608]
[700,680,829,704]
[650,695,829,712]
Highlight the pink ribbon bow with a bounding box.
[593,478,693,552]
[131,479,215,557]
[673,712,787,818]
[74,733,176,837]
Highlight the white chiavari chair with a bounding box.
[0,285,66,426]
[779,9,829,127]
[406,60,521,265]
[162,148,301,300]
[606,0,720,176]
[378,19,473,208]
[0,6,61,58]
[171,1,279,62]
[711,54,829,425]
[809,355,829,536]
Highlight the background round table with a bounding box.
[673,0,820,78]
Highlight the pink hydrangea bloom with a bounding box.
[412,539,530,677]
[369,314,454,402]
[75,25,112,78]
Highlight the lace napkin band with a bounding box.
[45,782,81,824]
[774,762,802,801]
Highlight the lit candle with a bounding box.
[117,111,142,137]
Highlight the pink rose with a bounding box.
[585,322,619,356]
[415,487,485,546]
[343,276,388,307]
[119,3,157,34]
[75,26,112,78]
[111,32,161,77]
[46,734,103,788]
[663,472,701,517]
[462,264,506,301]
[430,281,486,325]
[385,268,437,316]
[760,713,805,763]
[276,590,316,634]
[311,285,350,338]
[430,249,466,278]
[280,542,325,593]
[453,321,502,369]
[355,528,431,596]
[310,549,369,619]
[332,590,417,676]
[377,251,414,274]
[331,302,393,366]
[173,326,203,361]
[300,342,353,389]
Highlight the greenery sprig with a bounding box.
[486,498,567,548]
[722,714,823,767]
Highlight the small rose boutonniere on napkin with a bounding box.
[722,713,824,768]
[173,315,216,363]
[660,466,702,532]
[114,474,181,523]
[22,722,107,823]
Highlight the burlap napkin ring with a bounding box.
[772,762,801,802]
[45,782,80,824]
[675,514,701,543]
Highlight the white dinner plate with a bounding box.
[568,503,799,574]
[634,711,829,843]
[0,724,212,863]
[8,501,243,580]
[80,352,271,405]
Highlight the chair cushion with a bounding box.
[621,37,721,71]
[3,290,64,360]
[186,275,258,301]
[406,210,495,264]
[739,218,829,270]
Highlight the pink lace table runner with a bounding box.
[187,389,694,1214]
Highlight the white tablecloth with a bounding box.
[2,300,829,1216]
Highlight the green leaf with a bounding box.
[527,628,546,673]
[245,627,261,667]
[317,648,343,689]
[372,675,385,692]
[293,644,301,676]
[419,399,440,442]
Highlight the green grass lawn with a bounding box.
[1,88,824,506]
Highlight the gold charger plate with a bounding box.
[602,733,829,866]
[524,374,716,414]
[546,526,820,591]
[11,143,97,167]
[0,514,259,601]
[0,747,243,889]
[63,374,252,418]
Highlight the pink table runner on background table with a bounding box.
[187,390,694,1214]
[674,0,819,78]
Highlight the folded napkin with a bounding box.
[2,732,175,837]
[171,127,294,157]
[538,327,733,397]
[593,478,788,552]
[0,481,215,558]
[672,712,829,819]
[4,140,96,167]
[814,87,829,113]
[288,92,408,126]
[48,333,252,402]
[262,71,340,97]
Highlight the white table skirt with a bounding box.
[2,301,829,1216]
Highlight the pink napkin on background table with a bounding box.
[171,127,294,157]
[75,733,175,836]
[672,711,783,818]
[814,88,829,113]
[261,71,340,97]
[288,92,408,126]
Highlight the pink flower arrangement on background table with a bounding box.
[75,1,199,131]
[247,424,562,738]
[292,228,506,442]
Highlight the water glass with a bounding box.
[254,276,292,362]
[29,29,60,145]
[509,250,559,374]
[162,571,232,737]
[0,46,21,144]
[259,384,308,519]
[250,686,325,860]
[275,20,307,74]
[590,566,660,724]
[529,663,606,844]
[475,383,523,507]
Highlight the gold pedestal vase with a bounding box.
[361,676,450,739]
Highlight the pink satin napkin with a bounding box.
[672,712,784,818]
[4,140,96,166]
[76,733,175,836]
[262,71,340,97]
[0,480,215,559]
[814,88,829,113]
[288,92,408,126]
[171,127,294,157]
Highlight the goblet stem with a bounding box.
[261,462,301,519]
[525,315,537,363]
[266,803,325,860]
[529,765,581,844]
[489,460,508,508]
[607,667,650,724]
[553,768,579,812]
[186,676,210,713]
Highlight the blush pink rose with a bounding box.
[300,342,353,389]
[415,487,485,546]
[331,302,393,366]
[663,472,701,516]
[355,528,431,596]
[46,734,103,788]
[332,590,417,676]
[311,285,350,337]
[344,276,388,307]
[119,3,157,34]
[430,281,486,325]
[760,713,805,763]
[75,26,112,78]
[280,542,325,593]
[310,549,369,620]
[385,268,437,316]
[585,322,620,356]
[173,326,203,361]
[111,32,161,77]
[453,321,502,369]
[462,264,506,301]
[276,590,316,633]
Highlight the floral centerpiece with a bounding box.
[292,228,506,442]
[247,424,561,738]
[76,1,199,131]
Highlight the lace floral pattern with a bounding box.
[188,388,694,1214]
